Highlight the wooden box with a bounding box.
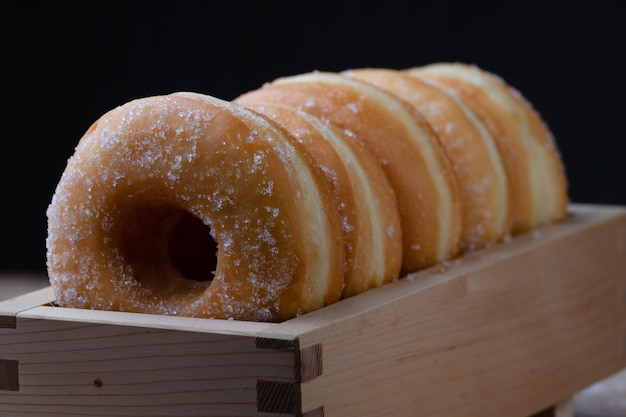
[1,204,625,417]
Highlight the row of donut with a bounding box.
[46,63,569,321]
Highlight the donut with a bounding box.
[236,71,463,273]
[344,68,512,251]
[46,92,346,322]
[46,63,570,322]
[406,63,569,233]
[240,101,402,297]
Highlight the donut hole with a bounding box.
[119,205,218,296]
[168,212,218,283]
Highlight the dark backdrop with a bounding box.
[3,1,625,274]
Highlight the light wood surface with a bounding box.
[263,204,626,417]
[1,204,625,416]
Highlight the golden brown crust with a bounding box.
[236,72,463,272]
[46,63,570,322]
[406,63,569,233]
[46,93,345,322]
[345,68,512,251]
[240,101,402,297]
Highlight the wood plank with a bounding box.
[0,287,55,329]
[0,314,297,416]
[18,304,276,336]
[262,204,626,416]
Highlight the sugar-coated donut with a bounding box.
[240,101,403,297]
[236,72,463,273]
[406,63,569,233]
[46,93,346,322]
[344,68,512,251]
[46,62,570,323]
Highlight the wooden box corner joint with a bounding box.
[0,316,16,330]
[256,337,324,416]
[1,310,19,392]
[0,359,19,392]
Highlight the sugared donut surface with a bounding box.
[240,102,403,297]
[46,92,346,322]
[236,71,464,273]
[406,63,569,232]
[46,62,569,322]
[344,68,512,251]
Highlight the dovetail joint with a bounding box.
[0,359,19,391]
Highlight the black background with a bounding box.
[3,1,625,275]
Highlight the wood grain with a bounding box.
[264,204,626,417]
[1,204,625,416]
[0,313,297,416]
